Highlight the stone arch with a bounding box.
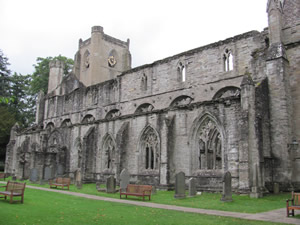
[101,133,117,173]
[135,103,154,114]
[45,129,68,177]
[61,119,72,127]
[48,130,62,152]
[82,114,95,123]
[138,125,160,172]
[170,95,193,107]
[105,109,121,120]
[189,112,226,174]
[45,122,55,132]
[18,137,31,179]
[212,86,241,100]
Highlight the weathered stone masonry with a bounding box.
[5,0,300,194]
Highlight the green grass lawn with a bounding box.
[0,188,287,225]
[23,181,292,213]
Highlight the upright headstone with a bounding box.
[273,182,280,194]
[188,178,197,197]
[106,175,116,193]
[57,164,64,176]
[174,172,186,199]
[30,168,39,182]
[75,169,82,189]
[44,167,52,180]
[221,171,233,202]
[120,169,130,192]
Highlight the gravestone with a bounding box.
[30,168,38,182]
[221,171,232,202]
[120,169,130,192]
[44,167,52,180]
[273,183,280,194]
[57,164,64,176]
[151,186,156,195]
[106,175,116,193]
[188,178,197,197]
[75,169,82,189]
[174,172,186,199]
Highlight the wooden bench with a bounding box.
[49,177,70,190]
[120,184,152,201]
[0,172,5,180]
[287,192,300,217]
[0,181,26,204]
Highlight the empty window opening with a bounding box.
[223,49,233,72]
[177,62,186,82]
[141,74,148,91]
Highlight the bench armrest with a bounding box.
[0,185,7,188]
[286,198,294,206]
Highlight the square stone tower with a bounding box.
[73,26,131,86]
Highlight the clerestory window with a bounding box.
[223,49,233,72]
[177,62,186,82]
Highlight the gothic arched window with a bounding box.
[103,135,115,170]
[223,49,233,72]
[197,117,222,170]
[140,127,159,170]
[177,62,186,82]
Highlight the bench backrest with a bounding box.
[127,184,152,194]
[6,181,26,193]
[292,192,300,206]
[56,177,70,185]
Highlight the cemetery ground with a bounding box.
[0,179,300,225]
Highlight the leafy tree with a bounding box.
[9,73,35,126]
[0,50,11,99]
[30,55,74,95]
[0,106,16,159]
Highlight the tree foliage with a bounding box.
[0,50,11,99]
[30,55,74,95]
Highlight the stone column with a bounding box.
[159,114,174,187]
[240,72,263,196]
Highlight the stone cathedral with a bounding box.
[5,0,300,195]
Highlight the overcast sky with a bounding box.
[0,0,269,75]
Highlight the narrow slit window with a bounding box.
[177,62,186,82]
[223,49,233,72]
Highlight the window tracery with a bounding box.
[197,118,222,170]
[141,127,159,170]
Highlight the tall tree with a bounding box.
[0,50,11,102]
[30,55,74,95]
[9,73,35,126]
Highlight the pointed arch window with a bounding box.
[177,62,186,82]
[103,135,115,170]
[141,73,148,91]
[223,49,233,72]
[197,117,222,170]
[140,127,159,170]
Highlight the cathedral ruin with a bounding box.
[5,0,300,195]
